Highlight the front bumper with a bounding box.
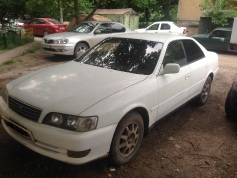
[41,43,75,56]
[0,97,116,165]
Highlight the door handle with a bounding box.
[185,74,190,80]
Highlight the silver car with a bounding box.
[41,21,132,57]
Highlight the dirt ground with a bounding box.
[0,48,237,178]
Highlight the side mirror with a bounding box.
[162,63,180,75]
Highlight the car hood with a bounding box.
[44,32,89,39]
[8,61,147,115]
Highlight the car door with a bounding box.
[157,40,190,119]
[26,19,38,35]
[145,23,160,33]
[182,39,208,99]
[159,23,172,34]
[205,30,230,51]
[37,19,47,36]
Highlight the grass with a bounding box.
[22,43,41,55]
[1,60,14,66]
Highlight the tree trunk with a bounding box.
[84,0,104,21]
[74,0,80,24]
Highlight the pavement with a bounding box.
[0,37,41,64]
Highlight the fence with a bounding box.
[0,28,34,50]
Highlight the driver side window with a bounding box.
[163,40,187,67]
[148,24,159,30]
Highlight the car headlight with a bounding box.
[43,112,98,132]
[1,85,8,103]
[53,38,69,44]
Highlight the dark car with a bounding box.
[24,18,68,36]
[225,74,237,118]
[192,27,237,52]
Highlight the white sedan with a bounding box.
[41,21,132,57]
[0,33,218,165]
[135,21,187,36]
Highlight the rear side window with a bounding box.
[161,24,171,30]
[182,40,205,63]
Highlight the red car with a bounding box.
[24,18,68,36]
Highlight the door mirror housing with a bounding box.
[161,63,180,75]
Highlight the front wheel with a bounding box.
[196,76,212,106]
[109,112,144,165]
[74,42,89,58]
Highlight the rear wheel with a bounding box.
[74,42,89,58]
[196,76,212,106]
[109,112,144,165]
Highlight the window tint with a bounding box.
[182,40,205,63]
[78,38,163,75]
[38,19,46,24]
[48,19,61,24]
[163,40,187,67]
[69,22,96,33]
[148,24,159,30]
[111,23,126,32]
[161,24,171,30]
[96,23,111,34]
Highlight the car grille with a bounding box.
[8,96,42,122]
[44,39,54,44]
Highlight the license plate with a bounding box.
[60,27,65,30]
[42,44,51,49]
[3,118,34,141]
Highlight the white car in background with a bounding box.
[135,21,187,36]
[0,33,218,166]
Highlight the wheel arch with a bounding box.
[208,72,214,81]
[75,41,90,49]
[121,107,150,136]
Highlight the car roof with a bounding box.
[213,27,232,31]
[152,21,174,24]
[110,33,192,43]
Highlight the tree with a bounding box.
[200,0,237,26]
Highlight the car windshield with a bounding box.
[76,38,163,75]
[69,22,97,33]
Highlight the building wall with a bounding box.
[177,0,204,35]
[177,0,204,21]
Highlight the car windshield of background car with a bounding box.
[76,38,163,75]
[69,22,97,33]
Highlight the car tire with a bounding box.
[74,42,89,58]
[196,76,212,106]
[43,31,49,36]
[225,89,236,119]
[109,112,144,165]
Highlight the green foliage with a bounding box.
[2,60,14,66]
[200,0,237,26]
